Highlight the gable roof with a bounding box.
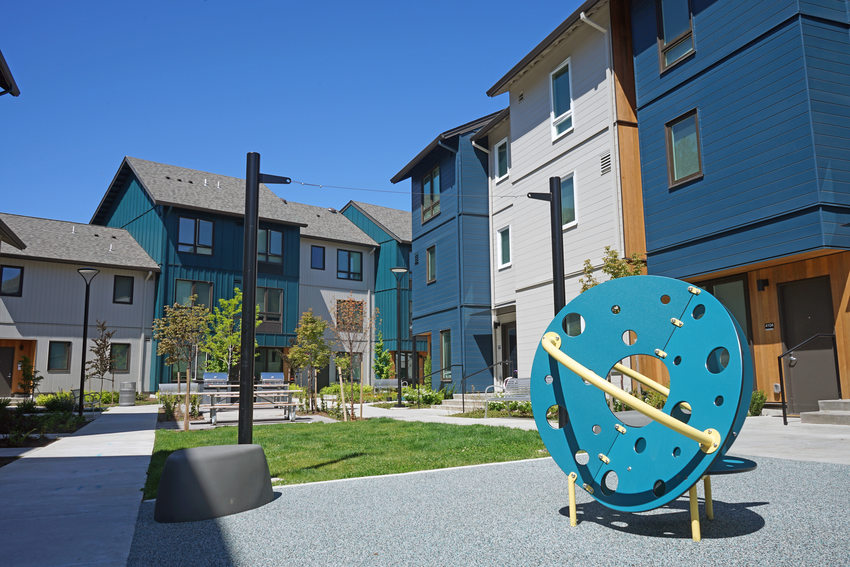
[0,49,20,97]
[341,201,411,244]
[91,157,308,227]
[282,201,377,247]
[0,212,159,271]
[486,0,602,97]
[390,111,504,184]
[470,107,511,144]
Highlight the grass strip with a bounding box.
[144,417,546,499]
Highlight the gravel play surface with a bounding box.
[128,454,849,566]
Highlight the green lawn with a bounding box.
[144,417,547,499]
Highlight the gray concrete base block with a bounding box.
[154,444,274,523]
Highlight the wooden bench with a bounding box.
[484,377,531,418]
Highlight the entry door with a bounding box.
[501,323,518,379]
[778,277,840,414]
[0,347,14,397]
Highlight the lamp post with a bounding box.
[391,267,409,408]
[77,267,99,416]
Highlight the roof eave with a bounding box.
[0,218,26,249]
[0,251,161,273]
[485,0,602,97]
[342,201,405,243]
[0,49,20,97]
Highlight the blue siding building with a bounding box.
[340,201,425,381]
[629,0,850,411]
[91,157,306,390]
[391,114,497,391]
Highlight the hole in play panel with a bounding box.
[576,450,590,465]
[604,354,671,428]
[562,313,584,337]
[546,405,565,429]
[601,470,619,495]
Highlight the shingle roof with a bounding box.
[0,217,26,249]
[0,213,160,271]
[282,201,376,247]
[342,201,411,244]
[91,157,308,227]
[390,111,504,184]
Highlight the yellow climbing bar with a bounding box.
[613,363,691,412]
[541,332,720,453]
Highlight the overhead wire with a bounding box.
[288,179,525,199]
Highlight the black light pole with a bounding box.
[77,267,99,416]
[239,152,290,445]
[528,177,567,427]
[391,267,408,407]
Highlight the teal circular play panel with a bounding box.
[531,275,753,517]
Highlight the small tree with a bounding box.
[86,320,115,399]
[329,295,376,421]
[153,297,209,431]
[579,246,646,292]
[201,288,259,378]
[423,355,432,388]
[17,355,43,400]
[288,309,331,412]
[373,333,394,381]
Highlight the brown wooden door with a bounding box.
[0,347,14,397]
[778,276,840,414]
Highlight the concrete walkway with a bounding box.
[0,405,158,567]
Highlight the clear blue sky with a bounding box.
[2,0,583,223]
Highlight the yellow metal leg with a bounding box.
[704,476,714,520]
[568,472,578,527]
[689,485,701,542]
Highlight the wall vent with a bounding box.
[414,253,420,265]
[600,152,612,175]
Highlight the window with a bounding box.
[311,245,325,270]
[336,299,364,331]
[335,352,363,382]
[560,174,577,227]
[111,343,131,373]
[113,275,134,304]
[0,265,23,296]
[47,341,71,372]
[440,330,452,382]
[178,217,213,255]
[495,138,509,180]
[497,227,511,268]
[666,109,702,186]
[657,0,694,70]
[421,165,441,222]
[175,279,213,307]
[426,246,436,283]
[550,58,573,138]
[337,250,363,281]
[256,287,283,334]
[258,228,283,264]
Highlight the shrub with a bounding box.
[157,393,178,420]
[40,412,87,433]
[749,390,767,416]
[402,385,444,406]
[319,383,377,402]
[37,391,75,413]
[7,426,37,447]
[0,398,12,410]
[15,399,37,414]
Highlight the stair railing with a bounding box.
[461,360,513,413]
[776,333,840,426]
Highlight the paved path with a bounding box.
[0,405,158,567]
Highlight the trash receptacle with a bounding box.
[119,382,136,406]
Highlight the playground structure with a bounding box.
[531,275,755,541]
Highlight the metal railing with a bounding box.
[461,360,513,413]
[777,333,840,426]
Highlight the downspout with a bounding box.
[456,142,466,392]
[582,9,626,257]
[139,269,154,393]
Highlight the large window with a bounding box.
[113,275,134,304]
[258,228,283,264]
[257,287,283,334]
[178,217,213,255]
[421,165,441,222]
[550,58,573,138]
[335,352,363,382]
[440,330,452,382]
[337,250,363,281]
[498,227,511,268]
[0,265,23,296]
[175,279,213,307]
[495,138,509,180]
[426,246,436,283]
[657,0,694,71]
[111,343,131,373]
[560,174,577,227]
[47,341,71,372]
[335,299,364,331]
[311,245,325,270]
[666,109,702,186]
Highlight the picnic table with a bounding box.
[201,378,297,425]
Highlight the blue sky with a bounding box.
[2,0,583,223]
